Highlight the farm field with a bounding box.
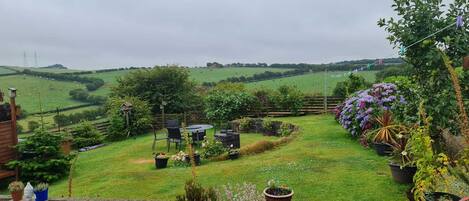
[17,105,101,133]
[0,67,16,74]
[246,71,377,95]
[5,66,83,73]
[0,75,87,113]
[82,67,290,95]
[48,115,408,201]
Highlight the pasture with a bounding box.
[246,71,377,95]
[0,67,16,75]
[0,75,87,113]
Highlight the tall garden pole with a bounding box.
[8,88,19,180]
[323,67,328,113]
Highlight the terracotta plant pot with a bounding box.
[463,56,469,70]
[61,140,72,155]
[389,163,417,184]
[11,190,23,201]
[372,142,393,156]
[263,188,294,201]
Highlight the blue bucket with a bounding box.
[34,189,48,201]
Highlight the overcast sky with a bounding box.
[0,0,398,70]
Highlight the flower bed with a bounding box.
[336,83,404,137]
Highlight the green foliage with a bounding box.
[28,121,41,132]
[201,139,227,159]
[279,122,293,137]
[176,180,217,201]
[69,88,107,104]
[383,76,420,124]
[7,129,72,184]
[262,118,275,133]
[238,117,253,132]
[111,66,200,114]
[33,183,49,192]
[72,121,104,149]
[333,73,371,98]
[53,107,106,127]
[375,65,412,81]
[379,0,469,135]
[251,88,275,116]
[205,85,255,122]
[106,96,152,141]
[272,85,305,115]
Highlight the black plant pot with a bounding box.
[155,158,169,169]
[373,142,393,156]
[389,163,416,184]
[184,154,201,166]
[229,152,239,160]
[424,192,462,201]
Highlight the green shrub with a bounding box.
[72,121,104,149]
[279,122,293,137]
[201,140,227,159]
[7,129,72,184]
[176,180,218,201]
[238,117,253,132]
[106,96,152,141]
[333,73,371,98]
[375,65,412,81]
[205,85,255,122]
[272,85,304,115]
[28,121,40,132]
[262,118,275,134]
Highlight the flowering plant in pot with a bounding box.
[155,152,169,169]
[33,183,49,201]
[8,181,24,201]
[388,132,416,184]
[263,179,293,201]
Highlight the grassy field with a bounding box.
[5,66,82,73]
[46,115,407,200]
[82,67,290,95]
[17,105,101,133]
[0,75,87,113]
[0,67,16,74]
[246,71,377,95]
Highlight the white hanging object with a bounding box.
[23,182,35,201]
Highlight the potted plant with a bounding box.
[262,118,277,136]
[33,183,49,201]
[389,133,416,184]
[184,151,201,166]
[228,148,240,160]
[263,179,294,201]
[155,152,169,169]
[8,181,24,201]
[367,111,405,156]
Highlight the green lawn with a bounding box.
[46,115,407,200]
[0,75,87,113]
[246,71,377,95]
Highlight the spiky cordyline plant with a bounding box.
[368,110,407,145]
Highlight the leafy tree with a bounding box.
[333,74,371,98]
[111,67,200,114]
[205,84,255,123]
[72,121,104,149]
[272,85,305,115]
[106,96,152,141]
[375,65,412,81]
[378,0,469,135]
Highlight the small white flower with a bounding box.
[396,134,403,139]
[401,151,407,156]
[230,144,234,148]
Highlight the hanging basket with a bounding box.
[464,56,469,70]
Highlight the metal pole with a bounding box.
[324,67,328,113]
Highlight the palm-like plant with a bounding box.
[368,110,407,145]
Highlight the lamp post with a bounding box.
[8,88,19,180]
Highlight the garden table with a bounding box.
[184,124,213,133]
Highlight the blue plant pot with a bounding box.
[34,189,48,201]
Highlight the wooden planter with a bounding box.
[464,56,469,70]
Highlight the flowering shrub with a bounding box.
[171,151,188,167]
[338,83,404,137]
[202,139,227,159]
[216,183,264,201]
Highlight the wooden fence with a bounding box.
[0,121,16,179]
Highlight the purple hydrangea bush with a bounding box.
[337,83,404,137]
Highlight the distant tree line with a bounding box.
[62,66,151,75]
[202,63,408,86]
[69,89,107,105]
[22,69,105,91]
[53,107,106,127]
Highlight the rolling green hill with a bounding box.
[0,75,87,113]
[246,71,377,95]
[0,67,16,74]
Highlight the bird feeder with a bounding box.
[464,55,469,70]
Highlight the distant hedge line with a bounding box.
[22,69,105,91]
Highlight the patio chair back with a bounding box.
[166,119,180,128]
[192,130,206,142]
[167,127,182,140]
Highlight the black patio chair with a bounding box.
[167,127,184,151]
[191,130,206,147]
[166,119,180,128]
